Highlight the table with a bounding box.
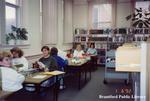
[66,58,91,89]
[24,71,65,101]
[0,91,13,101]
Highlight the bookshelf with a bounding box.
[73,28,150,66]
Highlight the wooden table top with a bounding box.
[24,72,53,84]
[24,71,65,84]
[0,91,13,99]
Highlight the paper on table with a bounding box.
[43,70,65,75]
[32,75,47,79]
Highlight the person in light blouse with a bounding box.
[86,43,97,55]
[0,51,25,92]
[73,44,85,58]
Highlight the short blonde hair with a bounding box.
[0,51,11,61]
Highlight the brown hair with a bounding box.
[10,47,24,58]
[50,47,58,56]
[0,51,11,61]
[90,43,95,48]
[41,46,50,52]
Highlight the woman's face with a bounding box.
[76,45,82,51]
[90,44,94,48]
[0,57,11,67]
[42,49,49,57]
[12,51,19,58]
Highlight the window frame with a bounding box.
[92,4,112,29]
[5,0,20,32]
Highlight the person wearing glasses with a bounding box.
[0,51,25,92]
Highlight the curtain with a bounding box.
[88,0,117,29]
[42,0,58,45]
[64,0,73,43]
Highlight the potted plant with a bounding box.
[11,25,29,45]
[6,33,16,45]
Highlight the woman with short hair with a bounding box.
[0,51,25,92]
[10,47,29,72]
[39,46,58,71]
[73,44,85,58]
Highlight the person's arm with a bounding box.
[94,49,97,55]
[9,68,25,91]
[58,56,68,67]
[81,50,85,55]
[86,48,90,54]
[7,68,25,83]
[15,73,25,83]
[49,57,58,71]
[73,50,77,57]
[18,57,29,72]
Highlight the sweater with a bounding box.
[0,67,25,92]
[11,56,29,72]
[52,55,68,69]
[39,56,58,71]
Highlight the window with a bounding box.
[92,4,112,29]
[5,0,20,33]
[136,1,150,11]
[134,1,150,27]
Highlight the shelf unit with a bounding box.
[104,49,129,84]
[73,28,150,66]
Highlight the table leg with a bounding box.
[53,76,59,101]
[78,70,81,90]
[89,65,92,79]
[35,84,40,94]
[85,67,87,83]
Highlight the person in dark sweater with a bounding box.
[39,46,58,71]
[50,47,68,70]
[50,47,68,89]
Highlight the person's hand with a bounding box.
[39,66,44,69]
[44,68,49,72]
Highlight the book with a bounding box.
[42,70,65,75]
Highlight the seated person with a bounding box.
[39,46,58,71]
[86,43,97,55]
[66,49,73,58]
[0,51,25,92]
[10,47,29,72]
[50,47,68,70]
[73,44,85,58]
[85,42,91,52]
[50,47,68,89]
[58,49,67,60]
